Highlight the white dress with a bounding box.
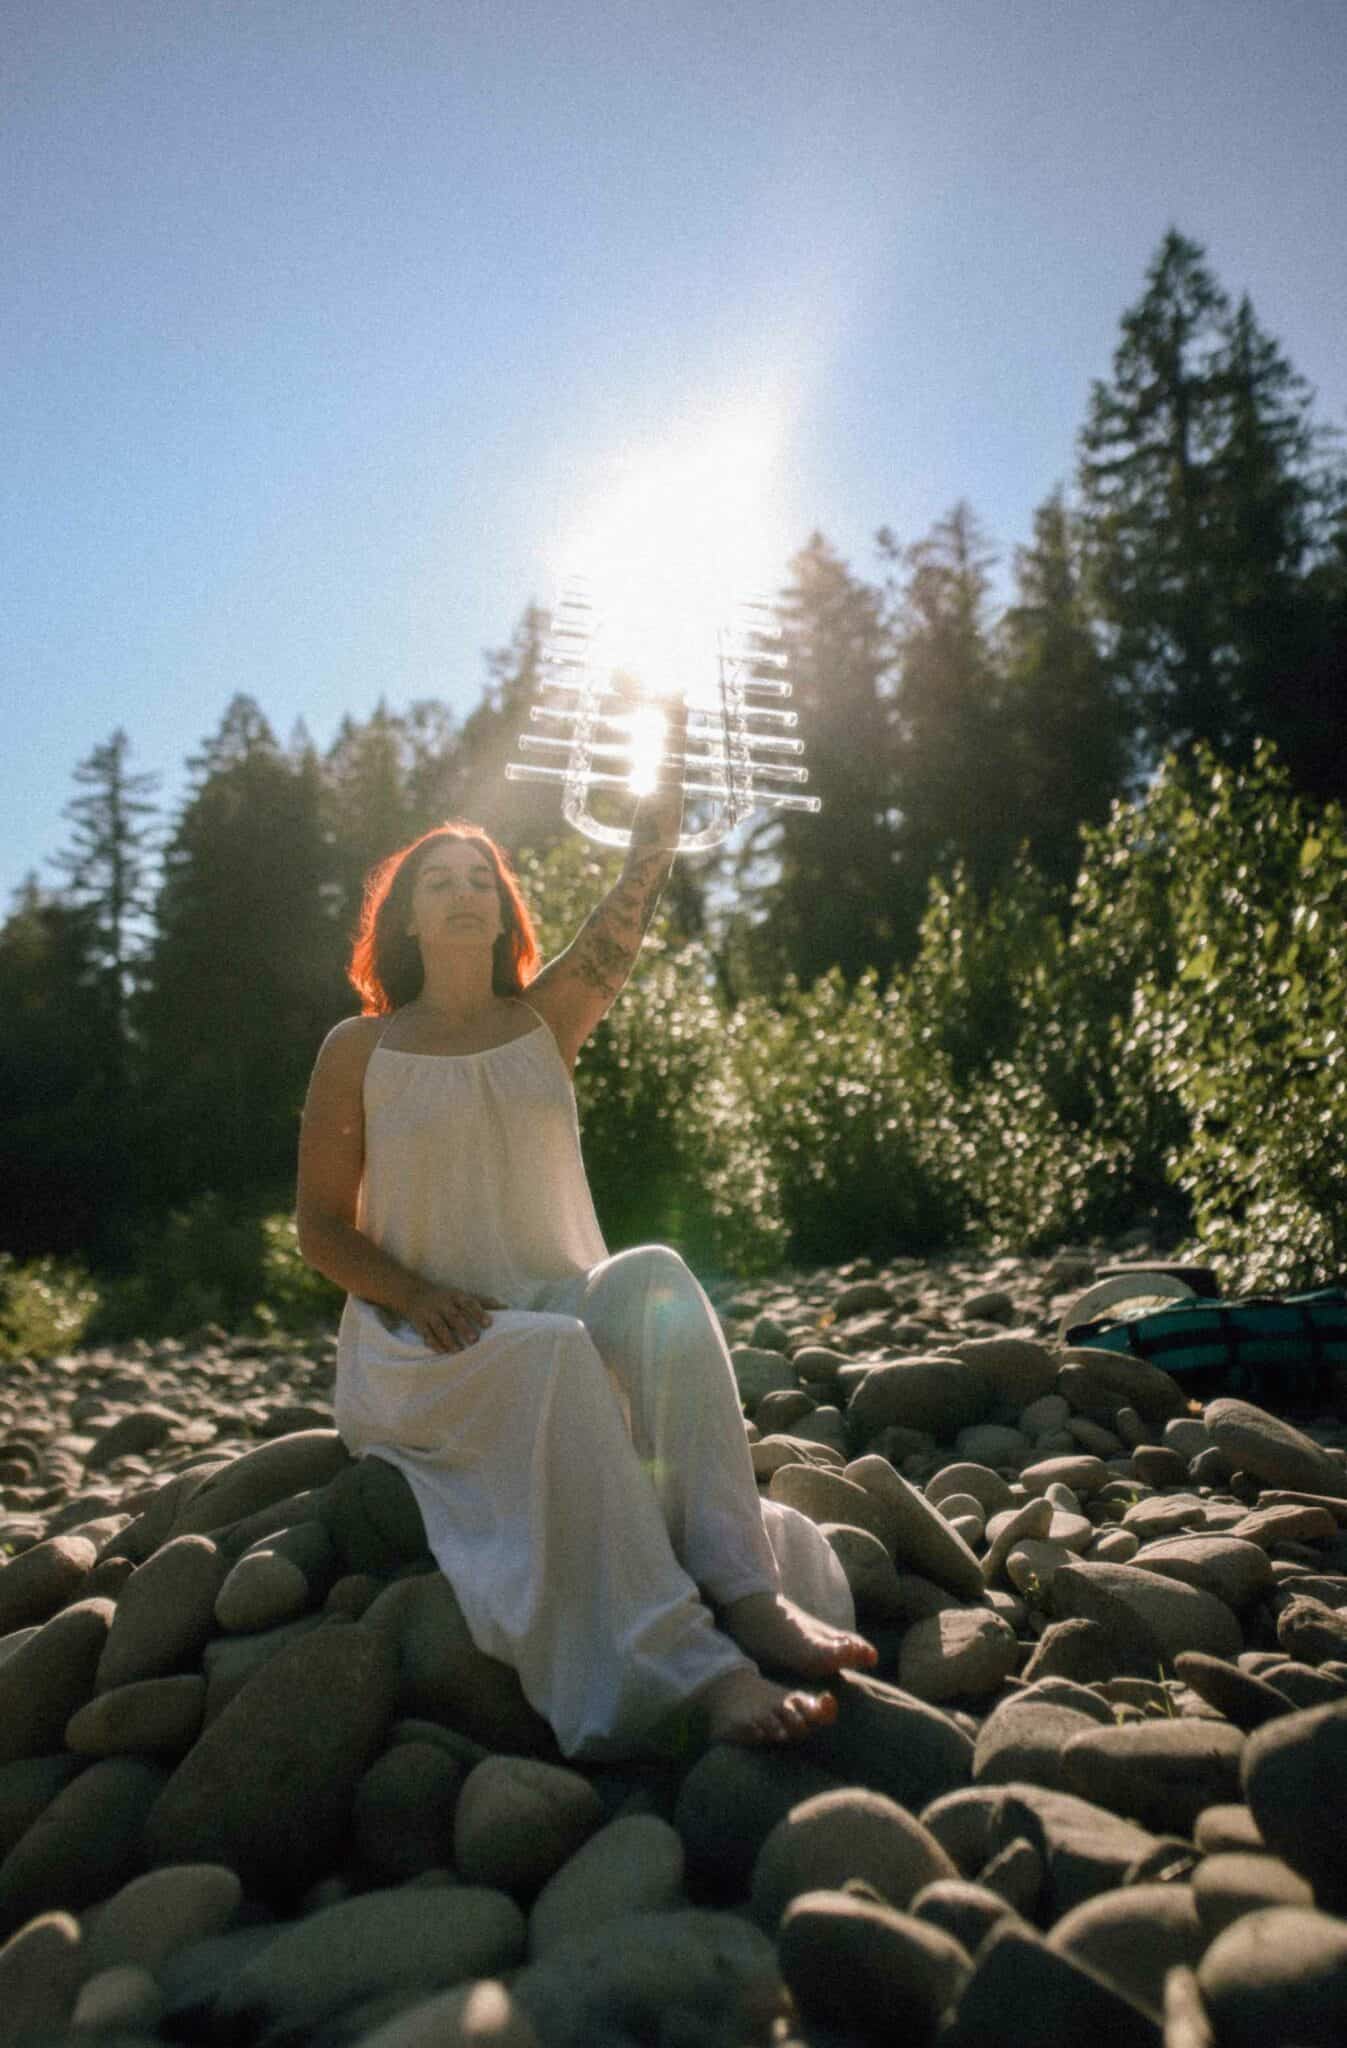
[334,1003,853,1758]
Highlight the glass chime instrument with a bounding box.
[504,579,821,853]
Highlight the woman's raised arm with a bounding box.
[527,706,686,1068]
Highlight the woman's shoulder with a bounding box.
[314,1013,387,1076]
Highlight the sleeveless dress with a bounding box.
[334,1004,853,1759]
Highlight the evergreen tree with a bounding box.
[1078,228,1343,779]
[138,696,340,1200]
[51,728,159,1070]
[726,535,902,993]
[997,488,1134,893]
[0,879,111,1254]
[889,503,1021,910]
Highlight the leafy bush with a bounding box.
[90,1189,340,1340]
[1136,744,1347,1290]
[0,1252,99,1359]
[730,969,967,1264]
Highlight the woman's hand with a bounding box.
[405,1284,506,1354]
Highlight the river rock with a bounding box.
[927,1462,1016,1515]
[1241,1698,1347,1899]
[1130,1535,1273,1610]
[952,1336,1059,1406]
[955,1423,1032,1468]
[1057,1349,1187,1429]
[453,1758,603,1897]
[362,1573,555,1754]
[909,1875,1025,1952]
[509,1908,780,2048]
[0,1756,164,1937]
[1277,1595,1347,1665]
[66,1673,206,1758]
[673,1743,841,1894]
[779,1889,970,2043]
[730,1346,797,1412]
[844,1456,984,1597]
[1047,1882,1205,2022]
[0,1910,84,2040]
[214,1885,527,2038]
[943,1919,1161,2046]
[528,1813,684,1958]
[750,1786,956,1930]
[0,1597,113,1767]
[352,1979,540,2048]
[353,1740,463,1883]
[1197,1905,1347,2048]
[85,1406,181,1470]
[1206,1400,1347,1498]
[143,1621,397,1898]
[846,1358,989,1442]
[800,1669,974,1812]
[974,1696,1108,1791]
[1191,1850,1316,1938]
[821,1522,909,1619]
[998,1785,1159,1919]
[1050,1559,1242,1664]
[170,1430,351,1537]
[95,1535,227,1693]
[80,1860,242,1977]
[899,1607,1020,1701]
[317,1456,431,1576]
[1058,1719,1245,1833]
[768,1463,898,1549]
[1173,1652,1295,1732]
[0,1535,97,1634]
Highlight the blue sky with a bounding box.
[4,0,1345,903]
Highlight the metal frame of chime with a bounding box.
[504,578,821,852]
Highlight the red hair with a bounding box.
[348,822,541,1016]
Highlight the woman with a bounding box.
[297,786,876,1758]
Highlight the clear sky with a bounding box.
[4,0,1345,904]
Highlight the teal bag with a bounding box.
[1065,1288,1347,1402]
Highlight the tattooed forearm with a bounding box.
[569,855,671,996]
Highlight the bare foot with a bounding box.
[696,1667,840,1747]
[719,1592,878,1679]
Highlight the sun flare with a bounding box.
[555,403,791,708]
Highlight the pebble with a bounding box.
[779,1888,970,2043]
[527,1812,684,1958]
[453,1757,604,1897]
[1197,1905,1347,2048]
[749,1786,956,1930]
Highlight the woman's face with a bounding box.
[406,839,505,956]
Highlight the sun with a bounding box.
[556,402,792,711]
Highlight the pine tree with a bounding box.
[997,488,1133,893]
[52,728,159,1067]
[726,535,902,993]
[1078,228,1343,777]
[138,696,339,1199]
[889,503,1021,909]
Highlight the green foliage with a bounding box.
[729,969,966,1264]
[90,1190,339,1341]
[1134,744,1347,1290]
[0,1253,99,1360]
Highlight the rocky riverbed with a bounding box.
[3,1242,1347,2046]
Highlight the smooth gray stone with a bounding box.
[1048,1883,1205,2024]
[1050,1559,1242,1665]
[0,1598,113,1768]
[1173,1652,1295,1732]
[1242,1698,1347,1899]
[779,1890,970,2044]
[999,1785,1159,1920]
[510,1908,780,2048]
[1205,1400,1347,1500]
[1191,1851,1315,1940]
[1058,1719,1245,1834]
[144,1622,397,1900]
[750,1786,957,1931]
[797,1669,974,1812]
[1197,1905,1347,2048]
[95,1536,227,1694]
[943,1920,1161,2047]
[909,1876,1026,1953]
[846,1358,989,1443]
[974,1697,1106,1791]
[0,1756,165,1938]
[673,1743,841,1895]
[214,1885,527,2037]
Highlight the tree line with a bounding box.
[3,230,1344,1276]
